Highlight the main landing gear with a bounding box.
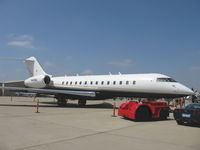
[78,99,87,106]
[56,96,87,107]
[56,96,67,106]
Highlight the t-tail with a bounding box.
[24,57,51,88]
[0,56,51,88]
[25,57,46,77]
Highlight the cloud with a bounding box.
[8,41,34,49]
[190,66,200,71]
[7,34,36,49]
[17,34,34,41]
[82,69,93,75]
[43,61,56,68]
[108,59,134,67]
[8,34,34,40]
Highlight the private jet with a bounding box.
[0,57,194,106]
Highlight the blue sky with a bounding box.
[0,0,200,89]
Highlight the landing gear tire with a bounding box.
[136,107,151,121]
[176,120,184,125]
[160,109,169,120]
[57,96,67,106]
[78,99,86,106]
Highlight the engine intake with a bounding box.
[44,75,51,84]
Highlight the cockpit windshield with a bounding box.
[157,78,177,82]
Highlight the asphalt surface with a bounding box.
[0,97,199,150]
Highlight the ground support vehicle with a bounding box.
[118,101,170,121]
[173,104,200,125]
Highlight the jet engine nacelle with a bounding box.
[24,75,51,88]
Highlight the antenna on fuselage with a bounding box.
[118,72,122,75]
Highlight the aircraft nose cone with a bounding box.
[183,86,194,95]
[177,83,194,95]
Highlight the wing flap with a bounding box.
[0,86,96,97]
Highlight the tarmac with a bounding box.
[0,97,199,150]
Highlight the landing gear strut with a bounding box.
[78,99,87,106]
[56,96,67,106]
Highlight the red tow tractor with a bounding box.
[118,101,170,121]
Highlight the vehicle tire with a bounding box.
[160,109,169,120]
[176,120,184,125]
[136,107,151,121]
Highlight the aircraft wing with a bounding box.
[0,86,96,97]
[1,80,25,87]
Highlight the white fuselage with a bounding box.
[46,73,193,99]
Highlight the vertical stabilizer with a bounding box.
[25,57,46,77]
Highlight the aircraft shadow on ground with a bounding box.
[121,117,200,128]
[177,123,200,128]
[120,116,174,123]
[41,102,115,109]
[0,104,57,108]
[0,102,115,109]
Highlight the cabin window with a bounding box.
[85,81,87,85]
[96,81,98,85]
[101,81,104,85]
[62,81,64,85]
[107,81,110,85]
[113,81,116,85]
[90,81,93,85]
[66,82,68,85]
[75,81,77,85]
[126,81,129,85]
[119,81,122,85]
[79,81,82,85]
[70,81,73,85]
[133,81,136,84]
[157,78,177,82]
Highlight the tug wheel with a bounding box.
[136,107,151,121]
[176,120,184,125]
[160,109,169,120]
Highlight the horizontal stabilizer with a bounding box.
[0,58,26,62]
